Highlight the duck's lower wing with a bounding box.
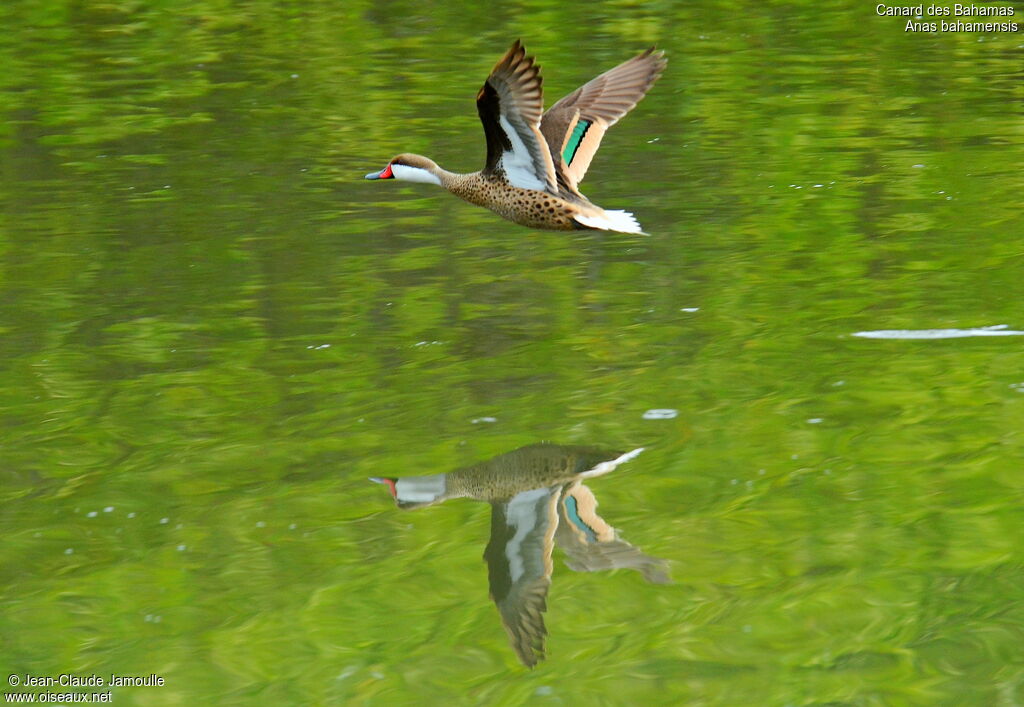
[484,486,560,667]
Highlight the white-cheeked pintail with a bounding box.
[365,40,667,234]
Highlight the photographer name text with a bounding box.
[14,674,164,688]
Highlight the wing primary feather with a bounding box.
[540,47,666,194]
[475,40,559,193]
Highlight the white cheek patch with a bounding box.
[395,476,446,502]
[391,163,443,186]
[498,115,547,192]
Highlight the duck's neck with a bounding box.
[417,162,468,188]
[394,162,490,208]
[441,170,492,206]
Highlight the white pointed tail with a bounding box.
[573,209,646,235]
[578,447,645,479]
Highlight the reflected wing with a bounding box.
[484,486,561,667]
[476,40,559,194]
[540,48,666,196]
[555,482,670,584]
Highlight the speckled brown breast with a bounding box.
[446,173,596,231]
[444,443,622,501]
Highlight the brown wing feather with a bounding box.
[476,81,511,174]
[484,488,559,668]
[541,48,667,195]
[556,483,671,584]
[497,576,551,668]
[476,40,559,193]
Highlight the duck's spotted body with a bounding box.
[443,443,637,500]
[369,443,667,668]
[446,173,589,231]
[366,40,666,234]
[372,443,645,509]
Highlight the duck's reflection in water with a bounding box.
[371,443,670,667]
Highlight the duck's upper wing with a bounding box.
[540,48,667,196]
[476,40,559,195]
[484,486,561,668]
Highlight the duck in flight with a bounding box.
[370,443,670,667]
[365,40,667,234]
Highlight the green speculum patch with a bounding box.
[562,119,592,166]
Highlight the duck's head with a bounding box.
[364,153,442,185]
[369,474,447,510]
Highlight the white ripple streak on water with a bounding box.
[852,325,1024,340]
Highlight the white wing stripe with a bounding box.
[498,115,547,191]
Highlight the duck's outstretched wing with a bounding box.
[476,40,559,194]
[484,486,561,668]
[541,48,667,196]
[555,482,671,584]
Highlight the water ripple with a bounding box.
[852,325,1024,340]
